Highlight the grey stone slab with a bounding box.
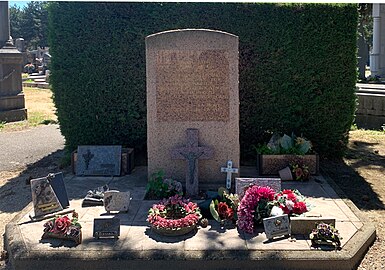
[336,221,358,247]
[76,145,122,176]
[245,231,310,250]
[184,222,246,250]
[236,177,281,198]
[119,225,186,251]
[104,191,131,213]
[305,198,351,221]
[132,201,157,225]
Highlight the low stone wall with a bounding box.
[356,84,385,129]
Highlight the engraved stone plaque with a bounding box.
[235,178,281,199]
[31,177,63,217]
[156,50,229,122]
[263,214,291,240]
[76,145,122,176]
[93,216,120,239]
[104,190,131,213]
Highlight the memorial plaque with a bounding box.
[235,178,281,199]
[93,216,120,239]
[263,214,291,240]
[31,177,63,217]
[104,190,131,213]
[76,145,122,176]
[48,172,69,208]
[156,50,229,122]
[291,216,336,235]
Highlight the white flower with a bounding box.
[270,206,284,216]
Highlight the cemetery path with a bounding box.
[0,124,64,172]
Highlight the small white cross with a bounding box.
[221,160,239,189]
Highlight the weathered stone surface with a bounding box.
[290,216,336,235]
[258,154,319,175]
[146,29,239,186]
[76,145,122,176]
[104,190,131,213]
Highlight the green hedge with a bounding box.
[48,3,357,158]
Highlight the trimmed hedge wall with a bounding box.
[48,3,357,158]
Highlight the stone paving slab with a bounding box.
[4,166,376,270]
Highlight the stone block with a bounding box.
[290,216,335,235]
[146,29,239,185]
[258,154,319,175]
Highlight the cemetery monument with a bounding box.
[0,1,27,122]
[146,29,240,194]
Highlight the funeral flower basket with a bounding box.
[147,195,202,236]
[237,185,276,234]
[274,189,309,216]
[210,188,239,229]
[42,212,82,244]
[310,223,341,248]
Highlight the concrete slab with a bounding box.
[4,166,376,270]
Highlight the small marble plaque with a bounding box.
[235,178,281,198]
[104,190,131,213]
[263,214,290,240]
[93,216,120,239]
[31,177,63,217]
[76,145,122,176]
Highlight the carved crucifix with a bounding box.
[221,160,239,190]
[171,128,214,197]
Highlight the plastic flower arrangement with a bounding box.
[237,185,276,234]
[310,223,341,248]
[290,162,310,181]
[255,132,312,155]
[147,195,201,232]
[42,212,82,244]
[274,189,309,216]
[210,188,239,228]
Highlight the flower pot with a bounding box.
[278,166,293,181]
[258,154,319,175]
[151,225,196,236]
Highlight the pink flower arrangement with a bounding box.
[237,185,276,234]
[147,195,201,229]
[275,189,309,216]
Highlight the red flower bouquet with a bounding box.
[42,212,82,244]
[275,189,309,216]
[210,189,239,229]
[237,185,276,234]
[147,195,202,236]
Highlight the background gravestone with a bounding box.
[146,29,239,187]
[76,145,122,176]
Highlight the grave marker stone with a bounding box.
[104,190,131,213]
[30,176,63,217]
[235,178,281,198]
[221,160,238,189]
[146,29,239,187]
[263,214,291,240]
[93,216,120,239]
[76,145,122,176]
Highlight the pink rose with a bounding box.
[53,216,71,234]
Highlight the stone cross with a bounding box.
[171,128,214,196]
[221,160,239,189]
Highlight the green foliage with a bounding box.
[0,121,6,130]
[146,170,183,199]
[10,1,49,49]
[256,133,313,155]
[48,3,358,158]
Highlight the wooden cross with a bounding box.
[221,160,239,190]
[170,128,214,196]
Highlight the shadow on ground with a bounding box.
[321,139,385,211]
[0,149,68,214]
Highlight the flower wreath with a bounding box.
[237,185,276,234]
[147,195,201,229]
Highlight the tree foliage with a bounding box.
[9,1,49,49]
[48,3,358,159]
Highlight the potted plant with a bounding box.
[256,132,319,175]
[309,223,342,249]
[145,170,183,200]
[147,195,202,236]
[209,188,239,229]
